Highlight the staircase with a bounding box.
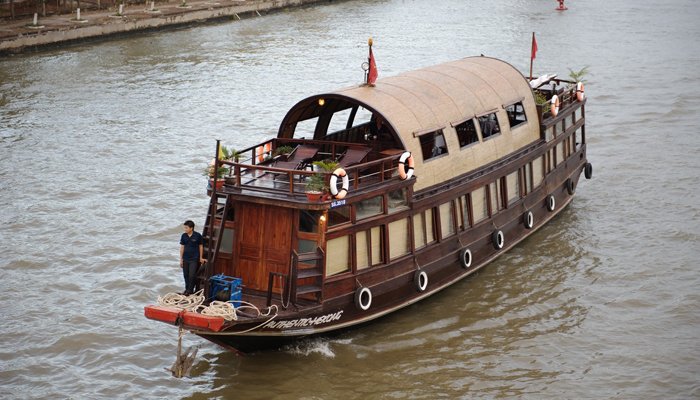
[292,247,324,303]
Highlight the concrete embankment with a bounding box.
[0,0,331,55]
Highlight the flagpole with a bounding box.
[529,32,535,81]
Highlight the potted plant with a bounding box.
[273,145,295,158]
[305,173,327,202]
[204,159,228,191]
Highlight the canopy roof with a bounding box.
[278,56,540,190]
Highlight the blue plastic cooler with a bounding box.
[209,274,242,307]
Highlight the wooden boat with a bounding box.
[145,55,592,354]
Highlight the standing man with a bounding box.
[180,220,205,295]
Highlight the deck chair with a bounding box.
[337,146,372,168]
[272,144,319,170]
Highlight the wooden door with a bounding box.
[235,203,293,292]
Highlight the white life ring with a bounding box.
[547,194,556,211]
[398,151,414,180]
[354,287,372,311]
[523,210,534,229]
[492,230,505,250]
[460,248,472,269]
[414,270,428,292]
[550,94,560,117]
[329,168,349,199]
[576,82,585,102]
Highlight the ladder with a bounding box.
[198,190,229,297]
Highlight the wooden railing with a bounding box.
[219,142,406,198]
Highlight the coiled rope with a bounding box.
[156,290,279,323]
[157,289,205,311]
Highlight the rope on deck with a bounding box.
[157,290,280,323]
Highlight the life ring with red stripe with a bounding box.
[398,151,414,180]
[256,143,271,163]
[329,168,349,199]
[576,82,585,102]
[550,95,561,117]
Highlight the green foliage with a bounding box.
[203,165,228,179]
[273,145,294,157]
[312,159,339,172]
[568,66,590,83]
[220,145,240,162]
[306,173,327,193]
[534,91,550,114]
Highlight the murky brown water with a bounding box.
[2,0,699,398]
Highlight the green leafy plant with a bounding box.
[305,173,327,193]
[312,159,339,173]
[220,146,240,162]
[203,164,228,179]
[568,66,590,83]
[534,91,550,114]
[273,145,294,157]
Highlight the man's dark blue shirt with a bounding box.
[180,232,203,261]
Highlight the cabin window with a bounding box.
[505,102,527,129]
[454,119,480,148]
[352,106,374,127]
[326,236,350,276]
[489,180,504,215]
[557,142,565,166]
[389,218,410,260]
[533,156,545,188]
[425,208,436,244]
[328,205,351,227]
[418,129,448,161]
[523,163,533,195]
[439,202,455,238]
[294,117,319,139]
[478,113,501,140]
[506,171,520,205]
[459,195,472,229]
[388,188,409,212]
[327,108,353,134]
[370,226,384,265]
[559,120,566,136]
[413,213,426,249]
[545,126,554,142]
[355,230,370,270]
[220,228,234,253]
[298,239,316,254]
[299,210,321,233]
[356,195,384,220]
[471,187,488,224]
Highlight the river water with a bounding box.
[1,0,699,398]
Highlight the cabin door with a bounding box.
[235,203,293,293]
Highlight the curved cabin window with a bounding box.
[505,102,527,129]
[388,188,408,212]
[356,195,384,220]
[389,218,410,260]
[326,235,350,276]
[478,113,501,140]
[419,129,448,161]
[454,119,480,148]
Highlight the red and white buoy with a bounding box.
[556,0,568,10]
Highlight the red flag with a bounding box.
[531,32,538,60]
[368,46,378,86]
